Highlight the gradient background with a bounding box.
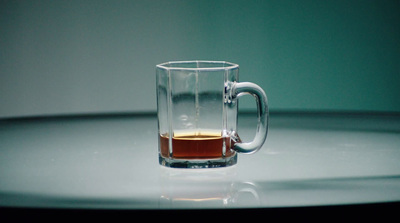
[1,0,399,118]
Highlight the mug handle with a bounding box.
[230,82,269,154]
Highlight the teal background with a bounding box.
[1,0,399,117]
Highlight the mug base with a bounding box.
[159,154,237,168]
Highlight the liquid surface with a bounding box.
[159,132,235,159]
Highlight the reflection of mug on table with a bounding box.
[156,61,268,168]
[158,166,262,208]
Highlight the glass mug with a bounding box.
[156,61,268,168]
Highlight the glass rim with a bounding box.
[156,60,239,71]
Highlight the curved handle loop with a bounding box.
[231,82,269,154]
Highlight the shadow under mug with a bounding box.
[156,61,268,168]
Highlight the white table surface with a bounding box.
[1,112,400,210]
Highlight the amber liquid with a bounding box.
[159,132,235,159]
